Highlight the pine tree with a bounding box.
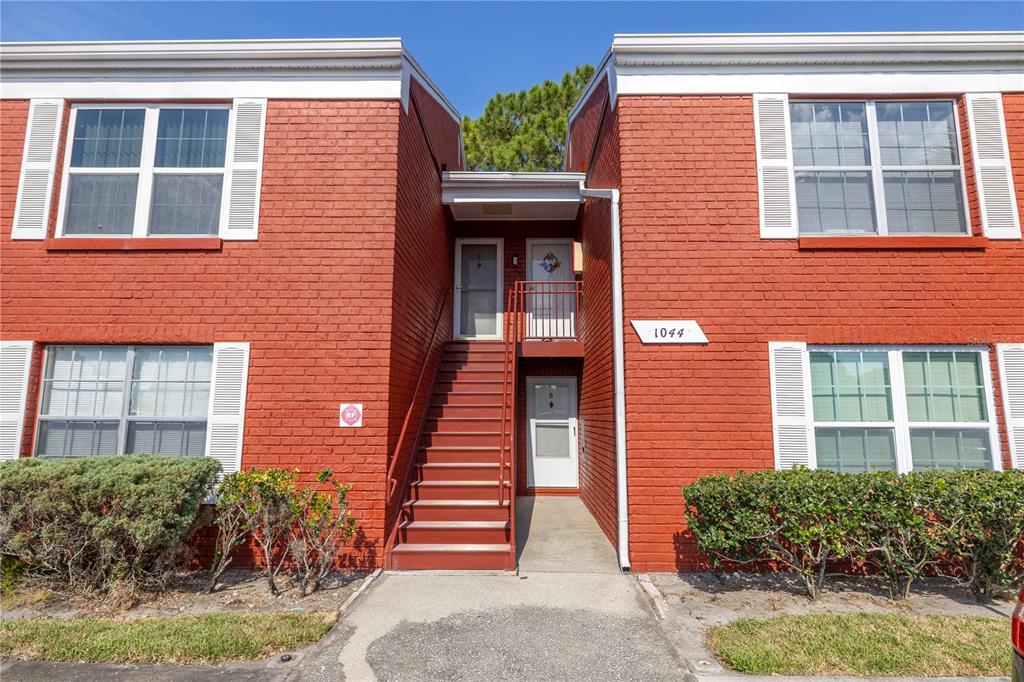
[462,64,596,171]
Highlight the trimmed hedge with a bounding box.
[0,455,220,593]
[683,468,1024,600]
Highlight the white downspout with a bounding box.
[580,184,630,572]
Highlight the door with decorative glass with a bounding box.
[525,239,575,339]
[454,239,503,339]
[526,376,579,488]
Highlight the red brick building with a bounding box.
[1,33,1022,573]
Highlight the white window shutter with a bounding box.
[997,344,1024,470]
[221,99,267,240]
[769,341,815,470]
[12,99,63,240]
[0,341,34,460]
[204,342,250,475]
[754,94,797,239]
[966,93,1021,240]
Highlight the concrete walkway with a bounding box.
[292,571,685,681]
[515,496,620,573]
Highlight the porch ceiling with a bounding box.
[441,171,585,222]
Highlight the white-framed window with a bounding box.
[35,345,213,457]
[790,100,969,236]
[808,346,1000,473]
[57,104,230,238]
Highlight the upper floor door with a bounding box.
[454,238,503,340]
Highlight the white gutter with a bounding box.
[580,184,630,572]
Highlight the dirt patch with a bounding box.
[649,572,1015,627]
[2,570,365,621]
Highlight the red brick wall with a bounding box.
[613,92,1024,572]
[1,98,413,569]
[568,76,610,173]
[385,84,457,536]
[576,95,621,550]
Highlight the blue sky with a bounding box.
[2,1,1022,117]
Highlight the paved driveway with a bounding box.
[292,570,685,681]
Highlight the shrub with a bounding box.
[847,471,948,600]
[289,469,357,596]
[931,469,1024,597]
[683,469,863,599]
[225,469,299,595]
[683,468,1024,601]
[0,455,219,594]
[207,468,359,596]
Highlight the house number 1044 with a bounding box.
[630,320,710,345]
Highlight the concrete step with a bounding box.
[417,462,501,482]
[428,403,503,419]
[425,417,502,434]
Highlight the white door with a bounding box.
[454,239,503,339]
[527,376,579,488]
[525,239,575,339]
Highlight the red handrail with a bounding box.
[498,283,520,568]
[384,288,451,560]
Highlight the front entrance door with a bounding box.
[525,239,575,339]
[454,238,503,339]
[526,376,579,488]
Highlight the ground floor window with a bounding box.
[35,345,212,457]
[809,347,997,473]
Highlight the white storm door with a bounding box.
[527,376,579,488]
[454,238,503,340]
[525,239,575,339]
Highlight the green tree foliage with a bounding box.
[463,64,596,172]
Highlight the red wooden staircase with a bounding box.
[387,341,515,570]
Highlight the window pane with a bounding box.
[155,109,229,168]
[790,102,869,166]
[37,420,119,457]
[70,109,145,168]
[64,174,139,235]
[910,428,992,470]
[796,171,877,234]
[883,172,966,234]
[130,347,212,418]
[126,422,207,456]
[810,350,892,422]
[148,174,223,235]
[41,347,128,418]
[903,351,987,423]
[876,101,959,166]
[815,427,897,473]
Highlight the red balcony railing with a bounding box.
[518,280,580,341]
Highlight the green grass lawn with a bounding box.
[709,612,1008,677]
[0,612,334,665]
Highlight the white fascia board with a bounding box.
[614,68,1024,97]
[0,74,404,100]
[566,31,1024,120]
[441,172,586,205]
[610,31,1024,57]
[0,37,461,125]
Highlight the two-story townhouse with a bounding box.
[1,32,1022,574]
[567,31,1024,571]
[0,38,463,568]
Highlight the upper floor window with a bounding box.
[35,345,212,457]
[790,100,968,236]
[59,105,230,238]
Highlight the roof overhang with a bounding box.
[442,172,586,222]
[568,31,1024,126]
[0,37,460,123]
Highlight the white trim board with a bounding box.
[0,38,460,124]
[567,31,1024,129]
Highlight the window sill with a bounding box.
[798,236,989,250]
[44,237,223,252]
